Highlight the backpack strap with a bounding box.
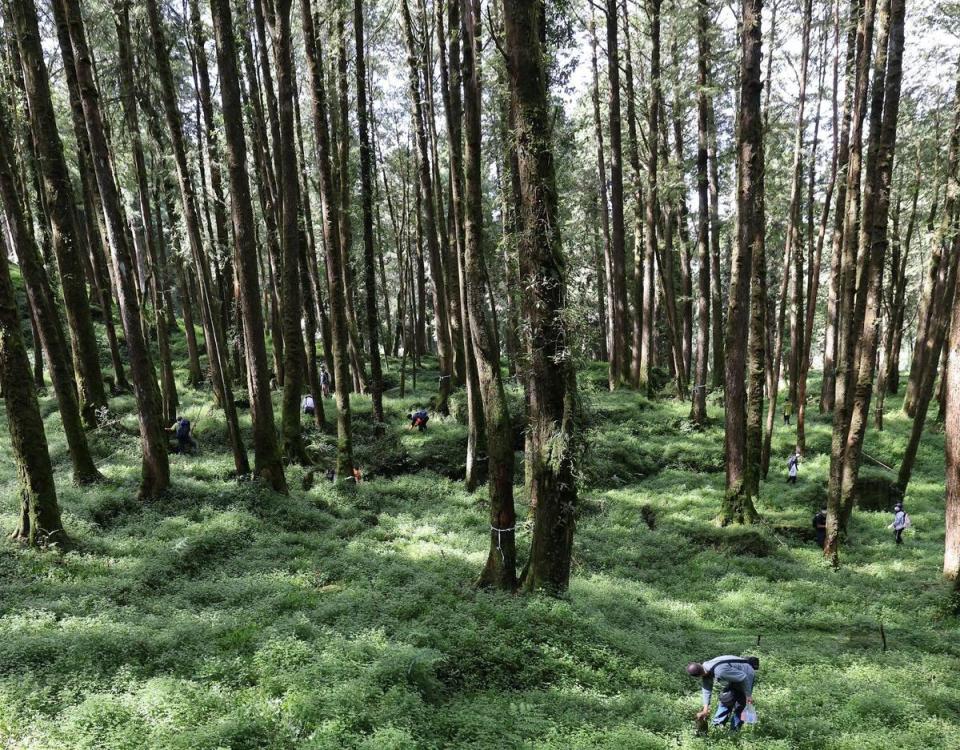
[707,658,756,675]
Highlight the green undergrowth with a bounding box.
[1,355,957,749]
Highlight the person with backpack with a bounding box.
[168,416,198,454]
[812,506,827,549]
[888,502,910,545]
[409,407,429,431]
[319,366,331,398]
[302,393,316,417]
[787,449,801,484]
[687,655,758,731]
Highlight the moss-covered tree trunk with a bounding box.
[461,0,516,590]
[503,0,579,595]
[0,96,101,486]
[8,0,107,426]
[826,0,877,557]
[209,0,287,492]
[263,0,308,465]
[0,234,66,546]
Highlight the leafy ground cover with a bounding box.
[1,357,958,749]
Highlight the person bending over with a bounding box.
[687,655,757,731]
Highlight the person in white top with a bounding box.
[302,394,315,416]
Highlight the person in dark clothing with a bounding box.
[783,400,793,425]
[320,366,331,398]
[168,416,198,454]
[813,506,827,549]
[687,655,756,731]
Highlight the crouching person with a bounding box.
[687,655,758,731]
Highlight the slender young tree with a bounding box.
[723,0,763,525]
[503,0,579,594]
[209,0,286,491]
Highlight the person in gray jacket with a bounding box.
[687,655,756,730]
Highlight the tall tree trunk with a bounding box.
[113,0,178,426]
[605,0,629,387]
[461,0,516,589]
[210,0,287,492]
[504,0,578,594]
[354,0,385,430]
[49,0,128,393]
[838,0,905,532]
[821,0,861,413]
[690,0,711,426]
[707,75,725,390]
[723,0,763,525]
[60,0,170,498]
[589,13,614,382]
[798,1,839,450]
[402,0,453,414]
[144,0,249,476]
[266,0,309,464]
[302,0,354,478]
[0,95,101,485]
[640,0,662,396]
[8,0,107,426]
[945,210,960,588]
[825,0,879,557]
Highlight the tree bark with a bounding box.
[354,0,385,430]
[0,95,101,485]
[60,0,170,498]
[503,0,578,594]
[210,0,287,491]
[402,0,453,414]
[0,229,66,546]
[144,0,249,476]
[8,0,107,426]
[302,0,354,478]
[690,0,711,426]
[945,209,960,587]
[723,0,763,525]
[640,0,662,396]
[461,0,516,589]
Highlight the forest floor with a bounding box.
[1,341,958,749]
